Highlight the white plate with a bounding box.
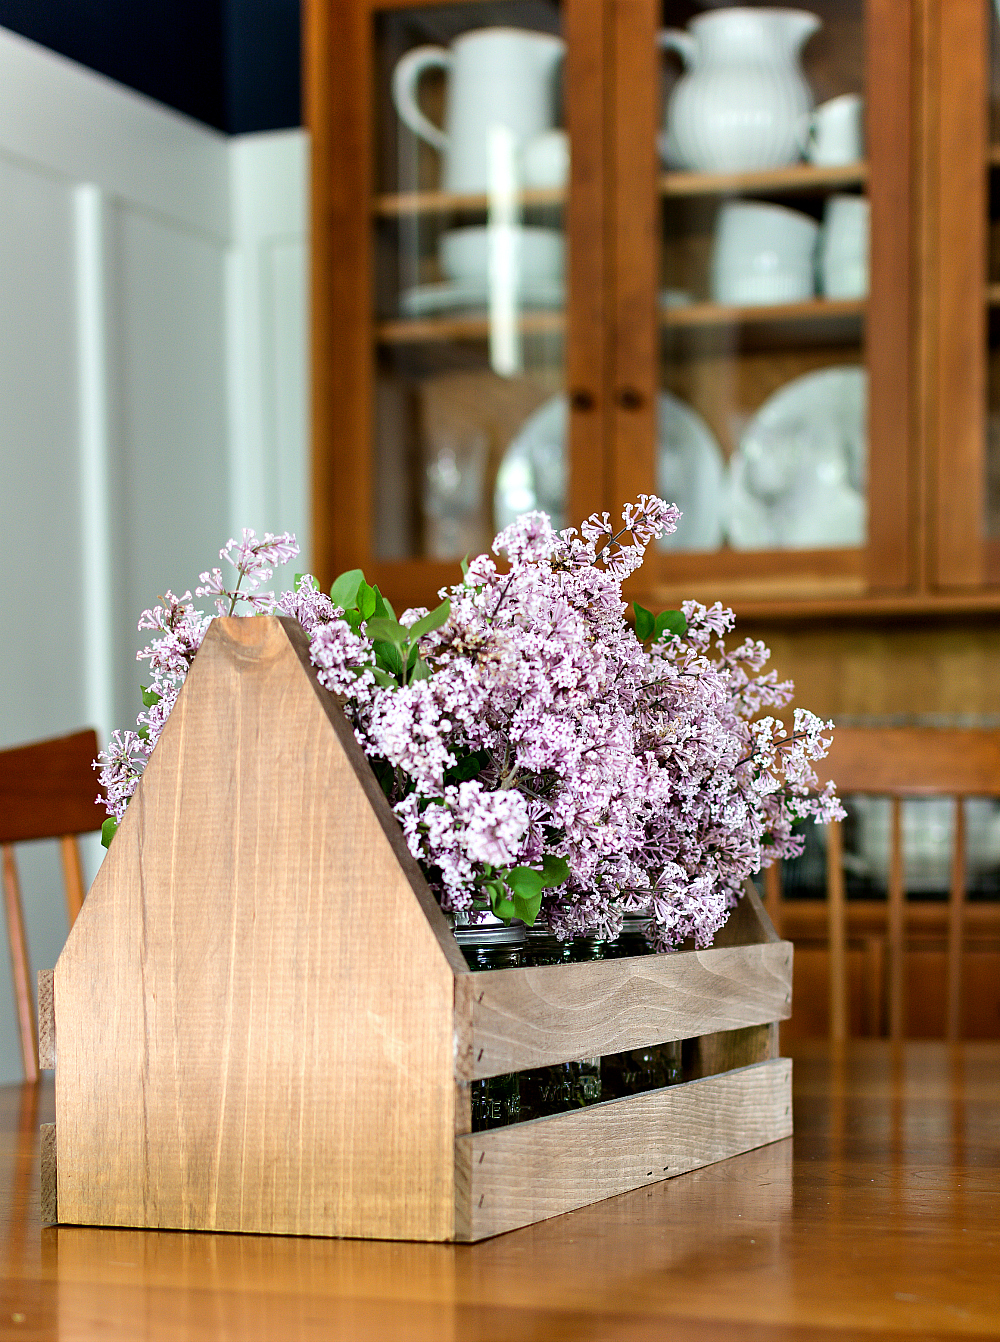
[726,367,867,551]
[399,282,565,317]
[494,392,725,551]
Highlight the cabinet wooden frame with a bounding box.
[925,0,993,590]
[40,615,792,1243]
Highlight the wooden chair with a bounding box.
[1,729,105,1080]
[763,726,1000,1043]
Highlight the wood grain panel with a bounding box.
[39,1123,57,1225]
[866,0,918,593]
[930,0,988,588]
[37,969,55,1070]
[565,0,609,526]
[53,616,459,1240]
[609,0,659,512]
[0,730,102,844]
[458,939,792,1079]
[456,1058,792,1241]
[817,725,1000,795]
[306,0,374,586]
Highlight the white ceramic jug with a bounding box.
[392,28,564,194]
[660,8,820,173]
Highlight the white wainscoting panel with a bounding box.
[0,28,310,1082]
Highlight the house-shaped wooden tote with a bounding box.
[38,616,793,1242]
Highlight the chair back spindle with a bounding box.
[768,727,1000,1041]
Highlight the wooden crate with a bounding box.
[39,616,792,1242]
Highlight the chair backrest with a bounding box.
[763,727,1000,1043]
[0,730,105,1080]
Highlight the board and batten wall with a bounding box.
[0,26,309,1083]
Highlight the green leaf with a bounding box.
[538,854,570,888]
[409,656,433,682]
[329,568,365,611]
[364,616,407,648]
[372,587,390,619]
[489,889,518,922]
[633,602,655,641]
[460,555,470,578]
[407,598,451,643]
[371,667,397,689]
[101,816,119,849]
[358,581,377,621]
[446,753,481,784]
[653,608,687,641]
[137,725,150,742]
[512,888,544,925]
[343,608,362,633]
[373,641,403,678]
[505,867,545,901]
[140,684,161,708]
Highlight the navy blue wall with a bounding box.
[0,0,300,134]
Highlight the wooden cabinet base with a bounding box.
[39,616,792,1242]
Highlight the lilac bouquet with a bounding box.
[96,498,843,951]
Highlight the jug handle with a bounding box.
[392,46,451,153]
[657,29,696,68]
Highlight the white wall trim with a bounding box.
[226,130,311,566]
[0,26,229,240]
[74,184,113,746]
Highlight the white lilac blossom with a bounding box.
[94,531,299,843]
[95,501,842,951]
[196,529,300,615]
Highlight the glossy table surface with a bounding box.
[2,1041,998,1341]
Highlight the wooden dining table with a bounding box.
[1,1039,997,1340]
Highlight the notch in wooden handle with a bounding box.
[37,970,55,1070]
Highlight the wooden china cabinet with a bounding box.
[305,1,1000,1036]
[305,0,1000,630]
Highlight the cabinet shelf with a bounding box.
[373,186,564,218]
[375,298,864,345]
[662,297,866,328]
[375,311,565,344]
[659,161,868,198]
[371,162,868,219]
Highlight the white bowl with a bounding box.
[711,201,818,306]
[439,226,565,289]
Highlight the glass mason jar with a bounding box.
[602,914,682,1095]
[521,925,603,1118]
[454,917,526,1131]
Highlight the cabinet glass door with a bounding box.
[661,0,866,578]
[371,2,572,572]
[608,0,912,613]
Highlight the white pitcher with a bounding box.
[392,28,564,194]
[660,8,820,173]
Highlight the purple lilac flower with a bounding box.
[96,500,842,951]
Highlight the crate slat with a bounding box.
[455,1058,792,1241]
[43,617,795,1242]
[455,888,791,1079]
[456,942,792,1078]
